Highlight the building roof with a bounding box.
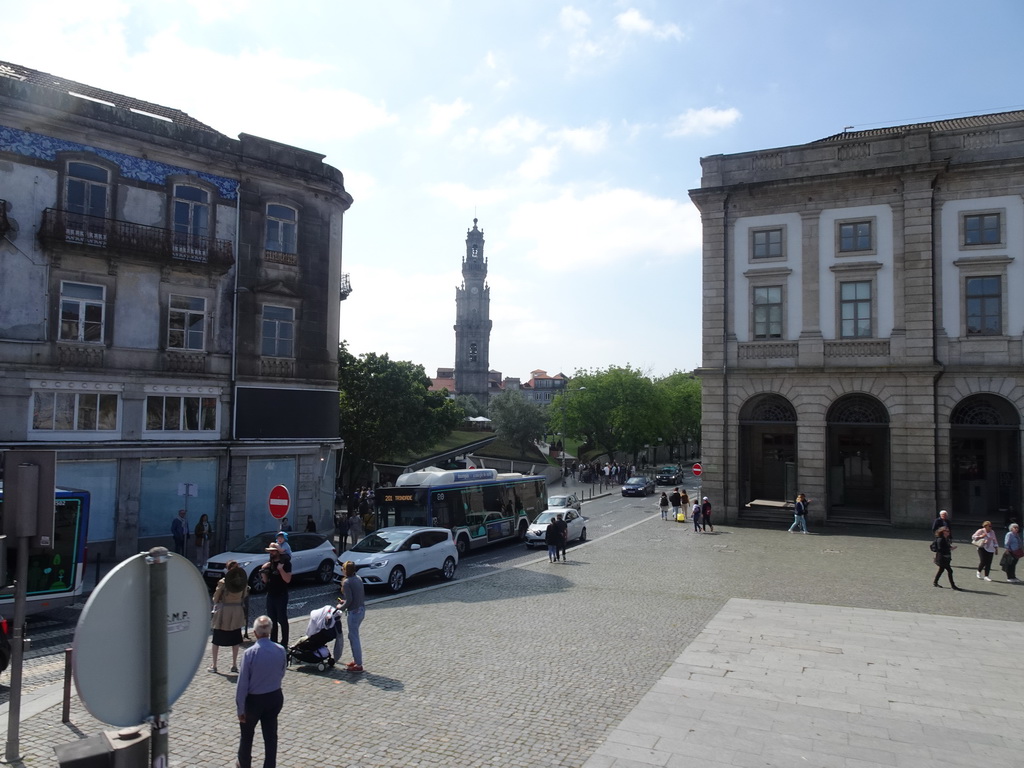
[0,60,222,134]
[815,110,1024,144]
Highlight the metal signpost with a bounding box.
[692,463,703,506]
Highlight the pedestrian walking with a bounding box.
[701,497,714,532]
[1002,523,1023,583]
[545,518,561,562]
[348,511,365,548]
[194,513,212,566]
[209,560,248,673]
[235,615,286,768]
[931,526,962,590]
[668,488,681,522]
[170,508,188,556]
[658,492,669,520]
[304,515,317,532]
[339,560,366,672]
[554,513,569,562]
[931,509,952,533]
[788,493,810,534]
[261,542,292,647]
[679,491,690,518]
[692,499,702,532]
[971,521,998,581]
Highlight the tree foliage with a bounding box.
[337,342,464,487]
[554,366,665,462]
[454,394,485,418]
[655,371,702,458]
[487,390,548,454]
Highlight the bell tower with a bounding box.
[454,218,492,406]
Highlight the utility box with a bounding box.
[54,726,150,768]
[1,449,56,547]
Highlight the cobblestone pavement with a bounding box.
[5,511,1023,767]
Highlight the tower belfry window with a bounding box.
[469,342,478,362]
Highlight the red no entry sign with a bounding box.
[268,484,291,519]
[692,463,702,477]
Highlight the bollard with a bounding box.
[62,648,73,723]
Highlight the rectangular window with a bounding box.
[145,396,218,431]
[752,286,783,339]
[752,228,783,259]
[840,281,872,338]
[964,213,1001,246]
[59,282,105,342]
[261,305,294,357]
[266,204,297,254]
[33,391,118,431]
[168,295,206,351]
[172,184,210,256]
[66,162,110,245]
[966,276,1001,335]
[839,221,872,252]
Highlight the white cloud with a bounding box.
[431,182,513,209]
[559,6,592,33]
[425,98,471,136]
[667,107,742,137]
[508,188,701,273]
[517,146,561,181]
[485,51,497,69]
[614,9,684,41]
[461,115,548,154]
[552,123,609,153]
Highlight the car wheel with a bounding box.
[387,566,406,593]
[456,536,470,557]
[315,559,334,584]
[441,557,456,581]
[578,527,587,543]
[248,567,266,594]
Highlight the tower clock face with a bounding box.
[471,286,479,295]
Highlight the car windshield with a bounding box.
[549,497,569,507]
[351,530,412,554]
[625,477,645,485]
[659,467,676,474]
[232,532,278,554]
[532,512,559,525]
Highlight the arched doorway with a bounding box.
[827,394,889,522]
[950,394,1020,525]
[739,394,797,506]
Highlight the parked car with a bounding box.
[203,531,337,593]
[548,493,582,512]
[655,465,682,485]
[524,509,588,548]
[622,476,656,497]
[336,526,458,593]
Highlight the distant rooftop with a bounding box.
[816,110,1024,143]
[0,59,222,134]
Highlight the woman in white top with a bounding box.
[970,521,998,581]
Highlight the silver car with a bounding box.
[203,531,337,593]
[524,509,588,548]
[548,493,582,512]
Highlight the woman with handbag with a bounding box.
[971,521,998,581]
[209,560,249,673]
[932,527,962,590]
[1003,523,1023,583]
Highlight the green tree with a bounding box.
[487,390,548,454]
[337,342,464,488]
[454,394,485,418]
[555,367,664,462]
[655,371,702,461]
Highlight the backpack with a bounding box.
[929,540,938,552]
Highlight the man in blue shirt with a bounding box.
[235,615,286,768]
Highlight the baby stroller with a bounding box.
[287,605,342,672]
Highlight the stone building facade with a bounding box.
[0,61,352,558]
[690,111,1024,528]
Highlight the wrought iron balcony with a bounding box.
[39,208,234,272]
[339,272,352,301]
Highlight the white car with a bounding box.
[336,527,458,592]
[203,531,337,593]
[524,509,587,549]
[548,493,582,512]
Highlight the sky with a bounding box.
[6,1,1024,383]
